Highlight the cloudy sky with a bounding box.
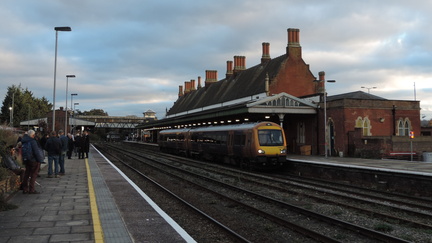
[1,0,431,120]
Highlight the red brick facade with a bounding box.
[326,99,421,157]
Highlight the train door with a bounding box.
[227,131,234,156]
[233,131,245,158]
[244,130,253,158]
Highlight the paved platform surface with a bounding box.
[286,154,432,176]
[0,146,195,243]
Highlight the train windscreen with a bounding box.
[258,130,284,146]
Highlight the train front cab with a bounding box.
[249,123,287,169]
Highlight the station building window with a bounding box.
[362,117,371,136]
[354,117,371,136]
[355,117,363,128]
[397,118,411,136]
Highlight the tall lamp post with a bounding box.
[361,86,376,94]
[314,72,335,158]
[65,75,76,133]
[70,93,78,132]
[52,26,72,132]
[323,80,336,158]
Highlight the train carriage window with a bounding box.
[258,130,283,146]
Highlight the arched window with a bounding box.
[362,117,371,136]
[397,118,411,136]
[355,117,363,128]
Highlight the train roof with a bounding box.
[159,122,280,134]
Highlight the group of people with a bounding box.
[1,129,90,194]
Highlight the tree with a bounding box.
[81,109,109,116]
[0,85,52,127]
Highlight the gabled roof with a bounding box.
[167,54,288,116]
[327,91,387,101]
[247,92,317,114]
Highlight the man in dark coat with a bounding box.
[83,130,90,158]
[75,132,84,159]
[44,131,62,178]
[21,130,45,194]
[67,133,74,159]
[58,130,69,175]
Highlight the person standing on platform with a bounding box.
[21,129,45,194]
[83,130,90,158]
[75,132,84,159]
[44,131,62,178]
[67,133,74,159]
[58,130,69,175]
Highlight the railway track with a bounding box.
[126,142,432,229]
[95,142,432,242]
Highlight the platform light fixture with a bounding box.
[361,86,376,94]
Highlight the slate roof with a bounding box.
[167,54,288,116]
[327,91,387,101]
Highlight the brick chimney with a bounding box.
[184,81,191,94]
[226,60,233,79]
[233,56,246,74]
[178,85,183,97]
[197,76,202,89]
[317,71,325,94]
[261,42,271,64]
[190,79,196,91]
[205,70,218,87]
[286,28,301,58]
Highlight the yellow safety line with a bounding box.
[85,158,105,243]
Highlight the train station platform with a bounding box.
[286,154,432,177]
[0,146,195,243]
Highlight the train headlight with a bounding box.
[280,149,286,154]
[258,149,265,154]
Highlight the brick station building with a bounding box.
[139,28,427,158]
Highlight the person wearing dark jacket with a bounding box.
[83,130,90,158]
[58,130,68,175]
[75,132,85,159]
[21,130,45,194]
[67,133,74,159]
[44,131,62,178]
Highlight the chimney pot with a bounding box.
[261,42,271,64]
[205,70,218,87]
[178,85,183,97]
[184,81,191,94]
[226,60,233,78]
[286,28,302,57]
[317,71,325,94]
[233,56,246,73]
[197,76,202,89]
[190,79,196,91]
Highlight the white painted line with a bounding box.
[92,145,197,243]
